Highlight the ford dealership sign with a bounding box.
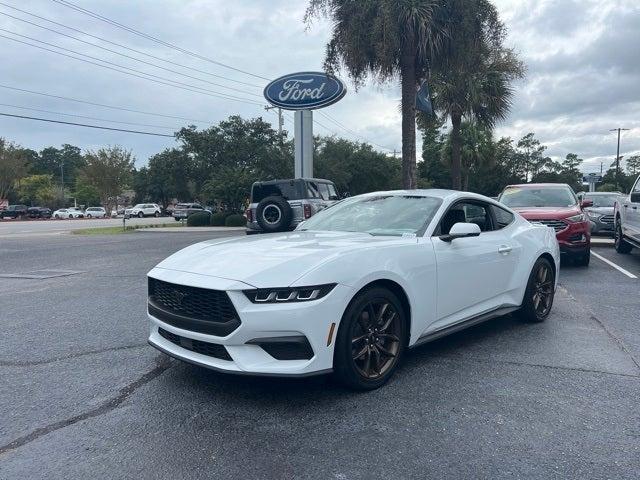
[264,72,347,110]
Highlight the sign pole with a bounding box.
[294,110,313,178]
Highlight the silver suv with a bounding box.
[245,178,340,234]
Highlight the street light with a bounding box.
[610,128,629,189]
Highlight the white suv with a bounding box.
[84,207,106,218]
[125,203,161,218]
[614,174,640,253]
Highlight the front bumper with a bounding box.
[557,221,591,256]
[147,268,352,377]
[588,216,615,234]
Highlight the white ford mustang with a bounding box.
[147,189,559,389]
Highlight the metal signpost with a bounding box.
[264,71,346,179]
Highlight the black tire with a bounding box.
[154,211,160,217]
[518,257,555,323]
[574,250,590,266]
[138,211,144,218]
[255,196,293,233]
[175,217,180,222]
[334,287,407,390]
[87,214,92,218]
[615,223,633,254]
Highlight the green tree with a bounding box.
[516,133,547,180]
[81,146,134,213]
[314,137,401,195]
[626,155,640,177]
[202,166,252,213]
[16,174,57,206]
[430,0,524,189]
[306,0,447,189]
[440,121,493,191]
[145,149,192,208]
[32,144,86,189]
[0,138,29,202]
[74,177,101,207]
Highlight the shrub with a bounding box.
[225,213,247,227]
[187,211,211,227]
[210,212,228,226]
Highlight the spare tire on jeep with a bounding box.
[256,196,293,232]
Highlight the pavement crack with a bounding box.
[470,356,640,379]
[0,355,172,456]
[0,343,147,367]
[559,285,640,374]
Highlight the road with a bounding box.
[1,231,639,479]
[0,216,174,237]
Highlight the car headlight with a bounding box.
[567,213,587,222]
[586,211,601,220]
[243,283,336,303]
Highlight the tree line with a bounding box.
[2,114,637,213]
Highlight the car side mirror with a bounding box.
[439,222,481,242]
[580,199,593,208]
[630,192,640,203]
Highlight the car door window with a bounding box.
[435,201,494,235]
[491,205,515,229]
[306,182,321,199]
[317,183,331,201]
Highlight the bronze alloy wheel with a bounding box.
[350,299,402,379]
[531,262,553,317]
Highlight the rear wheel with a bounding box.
[87,214,92,218]
[518,257,555,323]
[615,223,633,254]
[154,211,160,217]
[334,287,406,390]
[138,211,144,218]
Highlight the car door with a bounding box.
[430,200,522,330]
[626,177,640,241]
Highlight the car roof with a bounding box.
[252,178,334,186]
[356,189,496,201]
[504,183,572,189]
[584,191,621,195]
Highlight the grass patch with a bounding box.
[72,222,181,235]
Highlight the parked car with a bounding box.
[52,208,84,219]
[172,203,205,221]
[245,178,340,234]
[579,192,622,235]
[148,189,559,389]
[614,174,640,253]
[0,204,28,219]
[27,207,52,219]
[84,207,107,218]
[499,183,591,266]
[125,203,161,218]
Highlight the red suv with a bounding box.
[498,183,592,266]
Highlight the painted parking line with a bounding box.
[592,251,638,279]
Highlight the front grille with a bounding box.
[158,327,232,361]
[535,219,567,232]
[601,214,614,225]
[148,278,241,336]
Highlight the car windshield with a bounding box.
[500,186,577,208]
[584,194,618,207]
[298,194,442,236]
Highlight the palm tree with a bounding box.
[430,0,525,190]
[440,121,493,190]
[306,0,447,189]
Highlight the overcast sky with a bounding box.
[0,0,638,174]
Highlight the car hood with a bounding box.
[585,206,614,215]
[152,231,412,288]
[510,206,580,220]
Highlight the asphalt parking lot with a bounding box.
[1,230,639,479]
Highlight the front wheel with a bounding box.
[518,257,555,323]
[574,250,590,266]
[615,224,633,254]
[87,214,92,218]
[334,287,407,390]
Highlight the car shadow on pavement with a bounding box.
[159,313,530,400]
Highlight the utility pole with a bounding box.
[610,128,629,189]
[265,105,283,137]
[60,160,64,203]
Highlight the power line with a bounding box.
[0,84,215,123]
[50,0,271,81]
[0,112,175,137]
[0,103,180,130]
[0,30,265,106]
[0,2,262,88]
[317,110,396,152]
[0,10,263,97]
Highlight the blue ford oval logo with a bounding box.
[264,71,347,110]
